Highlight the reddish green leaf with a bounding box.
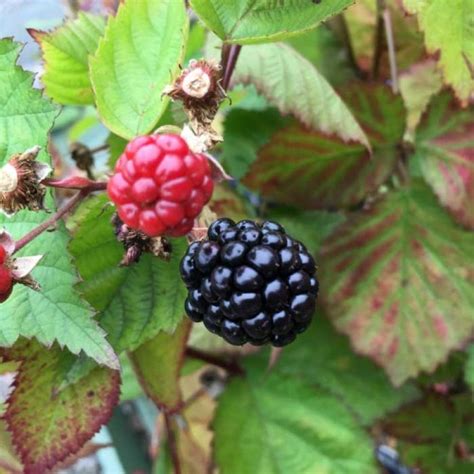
[414,92,474,229]
[0,420,22,474]
[2,341,120,474]
[243,85,405,209]
[129,319,191,411]
[320,181,474,385]
[380,394,474,473]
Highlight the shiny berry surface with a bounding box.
[180,218,318,347]
[107,134,214,237]
[0,266,13,302]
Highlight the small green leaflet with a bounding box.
[0,39,118,369]
[321,180,474,385]
[30,13,105,105]
[190,0,354,44]
[214,354,377,473]
[402,0,474,105]
[90,0,188,139]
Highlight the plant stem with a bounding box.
[89,143,110,155]
[222,44,242,91]
[14,190,87,254]
[164,412,181,474]
[43,178,108,192]
[382,7,399,93]
[186,347,244,376]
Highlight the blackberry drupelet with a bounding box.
[180,218,318,347]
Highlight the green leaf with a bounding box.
[277,317,421,425]
[399,59,443,134]
[466,344,474,391]
[233,43,370,148]
[129,319,191,410]
[221,108,288,179]
[321,180,474,385]
[69,195,188,353]
[244,84,405,209]
[90,0,188,139]
[402,0,474,105]
[0,420,22,474]
[413,92,474,229]
[190,0,354,44]
[214,355,377,474]
[0,39,117,369]
[0,38,58,164]
[119,353,143,402]
[30,13,105,105]
[381,394,474,474]
[2,341,120,473]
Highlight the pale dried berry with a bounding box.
[107,134,214,237]
[180,219,318,347]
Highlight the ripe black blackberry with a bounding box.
[180,218,318,347]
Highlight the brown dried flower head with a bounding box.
[0,146,51,215]
[112,214,172,266]
[163,59,226,150]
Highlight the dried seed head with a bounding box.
[0,146,51,215]
[112,214,173,266]
[164,59,226,151]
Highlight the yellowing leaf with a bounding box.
[30,13,105,105]
[402,0,474,105]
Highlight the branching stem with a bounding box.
[186,347,244,376]
[14,189,90,254]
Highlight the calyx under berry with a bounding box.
[107,133,214,238]
[0,229,43,302]
[0,146,51,215]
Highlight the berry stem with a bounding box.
[14,190,88,254]
[43,177,108,192]
[186,347,245,376]
[163,412,181,474]
[222,44,242,91]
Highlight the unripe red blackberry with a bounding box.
[107,134,214,237]
[180,219,318,347]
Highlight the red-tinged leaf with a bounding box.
[0,420,22,474]
[320,180,474,385]
[243,85,405,209]
[379,394,474,474]
[414,92,474,229]
[129,319,191,411]
[2,341,120,474]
